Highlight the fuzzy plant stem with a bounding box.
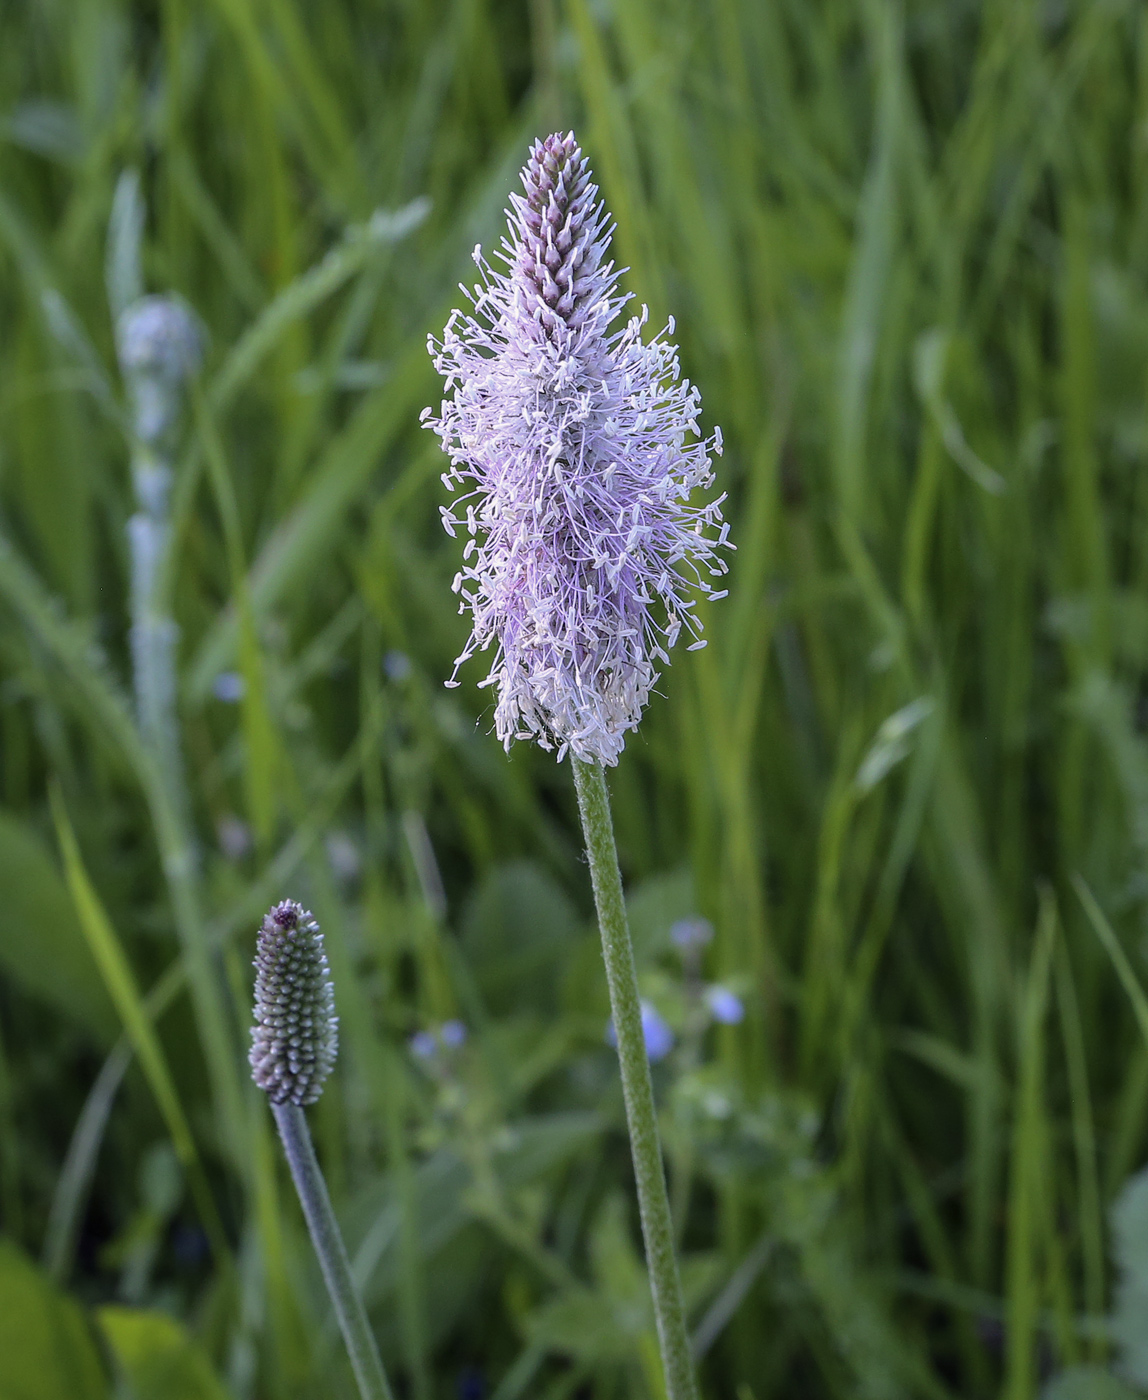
[128,450,181,782]
[272,1101,394,1400]
[117,300,250,1161]
[573,757,700,1400]
[117,297,199,812]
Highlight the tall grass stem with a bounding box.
[572,757,699,1400]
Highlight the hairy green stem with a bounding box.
[126,437,246,1163]
[572,757,700,1400]
[272,1101,394,1400]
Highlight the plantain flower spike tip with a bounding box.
[424,131,731,767]
[250,900,338,1106]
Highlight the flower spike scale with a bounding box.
[424,132,731,766]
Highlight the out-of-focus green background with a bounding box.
[2,1,1148,1396]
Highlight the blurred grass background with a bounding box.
[2,0,1148,1396]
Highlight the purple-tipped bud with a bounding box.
[425,131,730,766]
[250,901,338,1106]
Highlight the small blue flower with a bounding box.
[409,1030,437,1060]
[383,650,412,682]
[705,985,744,1025]
[670,918,714,952]
[606,1000,674,1063]
[440,1019,467,1049]
[641,1003,675,1061]
[213,671,245,703]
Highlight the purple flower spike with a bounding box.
[424,132,730,766]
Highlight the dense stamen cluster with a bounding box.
[424,131,730,766]
[250,901,338,1106]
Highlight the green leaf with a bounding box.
[0,810,116,1041]
[1111,1165,1148,1388]
[524,1286,631,1364]
[98,1307,231,1400]
[48,787,229,1263]
[105,169,144,326]
[624,868,697,962]
[460,861,578,1015]
[1042,1367,1140,1400]
[49,789,196,1166]
[0,1238,108,1400]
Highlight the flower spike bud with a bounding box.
[250,900,338,1106]
[425,131,731,767]
[116,294,203,448]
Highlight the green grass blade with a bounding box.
[48,784,230,1267]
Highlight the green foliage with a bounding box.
[2,0,1148,1396]
[1111,1166,1148,1390]
[99,1306,231,1400]
[1042,1370,1140,1400]
[0,1239,107,1400]
[0,811,116,1042]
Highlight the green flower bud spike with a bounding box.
[252,901,394,1400]
[250,900,338,1105]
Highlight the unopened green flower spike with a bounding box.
[252,900,394,1400]
[250,899,338,1105]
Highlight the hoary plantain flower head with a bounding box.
[423,131,731,766]
[250,900,338,1106]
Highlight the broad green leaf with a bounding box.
[525,1286,631,1364]
[624,869,697,962]
[0,1238,107,1400]
[99,1307,230,1400]
[461,861,578,1015]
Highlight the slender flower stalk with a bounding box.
[575,758,699,1400]
[251,901,394,1400]
[116,295,202,782]
[427,133,728,1400]
[117,293,250,1168]
[50,293,203,1283]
